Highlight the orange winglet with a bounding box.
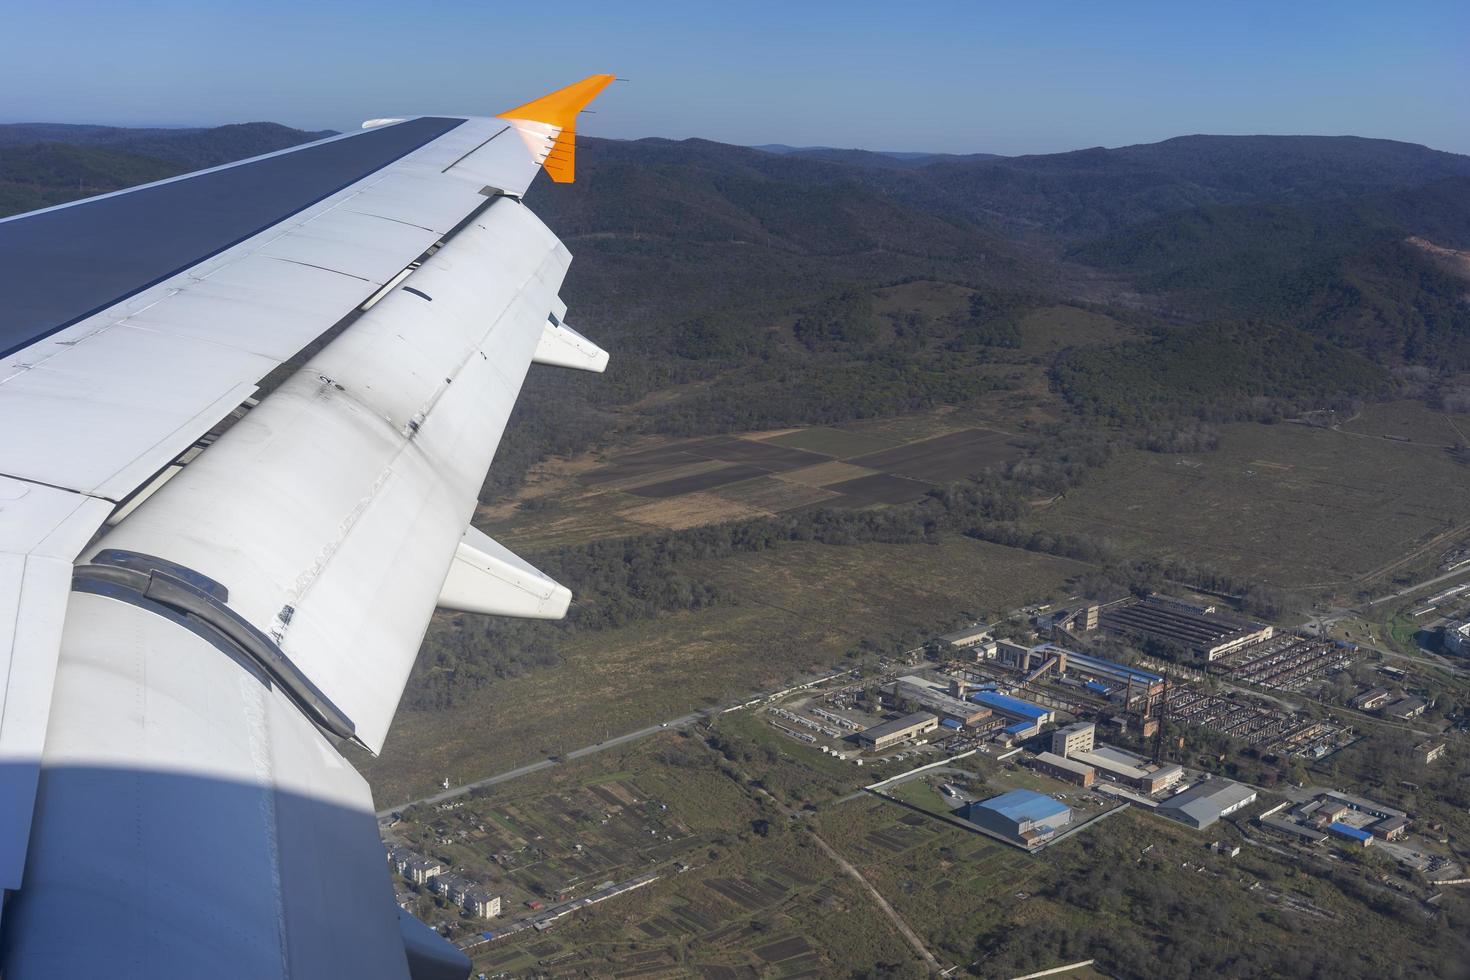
[498,74,615,183]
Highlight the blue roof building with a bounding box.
[969,690,1053,724]
[1328,822,1374,846]
[964,789,1071,847]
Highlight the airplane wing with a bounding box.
[0,75,614,979]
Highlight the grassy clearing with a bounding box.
[1015,305,1135,355]
[362,537,1087,806]
[1338,400,1470,447]
[1036,420,1470,593]
[762,426,902,459]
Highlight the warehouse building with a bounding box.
[1031,751,1096,787]
[1100,598,1273,661]
[888,678,992,726]
[1051,721,1096,757]
[1157,778,1257,829]
[857,712,939,751]
[1350,687,1391,711]
[965,790,1072,848]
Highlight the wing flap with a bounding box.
[534,316,609,372]
[0,480,113,888]
[89,199,572,751]
[437,526,571,619]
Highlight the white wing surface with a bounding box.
[0,75,614,979]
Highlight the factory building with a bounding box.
[938,625,994,651]
[1319,791,1406,823]
[1031,751,1096,787]
[1051,721,1096,757]
[1068,745,1183,794]
[1370,815,1408,840]
[857,712,939,751]
[965,790,1072,848]
[1157,778,1257,829]
[999,720,1042,742]
[969,690,1054,727]
[1260,815,1328,844]
[1055,649,1165,698]
[1100,598,1273,661]
[990,640,1043,670]
[1350,687,1391,711]
[1442,620,1470,656]
[888,678,992,726]
[1385,696,1427,720]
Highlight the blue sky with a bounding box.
[4,0,1466,154]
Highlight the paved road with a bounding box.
[1363,561,1470,609]
[377,666,851,816]
[377,758,559,816]
[565,712,703,760]
[377,712,710,817]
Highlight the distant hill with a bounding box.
[894,134,1470,237]
[0,123,200,146]
[93,122,338,169]
[5,121,1470,434]
[0,121,336,214]
[0,142,182,214]
[1069,176,1470,367]
[751,143,1005,169]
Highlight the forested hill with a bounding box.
[0,122,335,213]
[3,124,1468,442]
[879,134,1470,237]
